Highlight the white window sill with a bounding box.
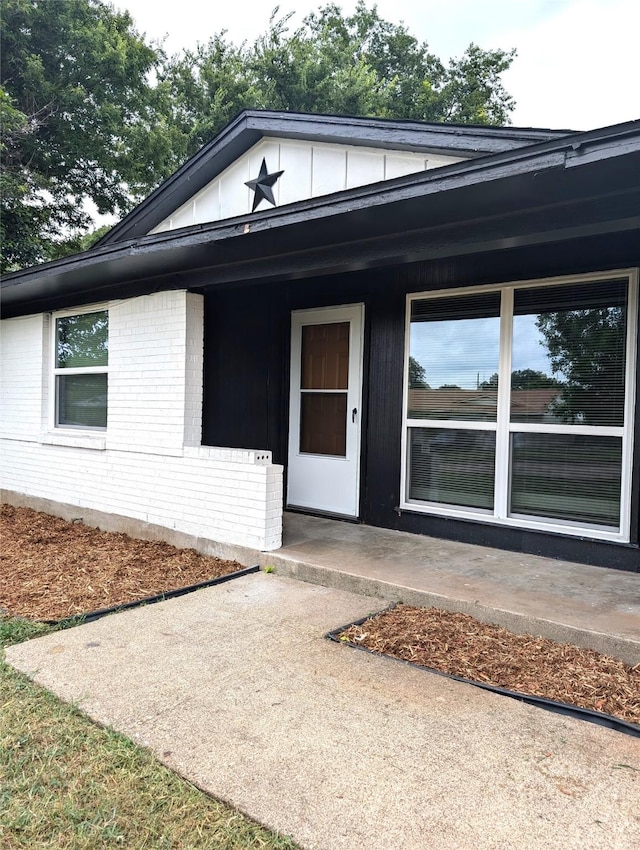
[399,500,628,543]
[39,431,107,451]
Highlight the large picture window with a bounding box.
[53,310,108,429]
[402,271,637,541]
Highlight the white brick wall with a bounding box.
[0,313,47,440]
[0,292,283,551]
[107,291,204,454]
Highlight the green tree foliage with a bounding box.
[536,308,626,425]
[408,356,430,389]
[1,1,517,272]
[76,224,113,252]
[479,369,562,390]
[0,88,48,271]
[479,373,499,389]
[56,311,109,367]
[0,0,172,271]
[162,2,516,158]
[510,368,561,390]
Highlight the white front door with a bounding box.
[287,304,364,517]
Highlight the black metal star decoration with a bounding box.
[245,158,284,212]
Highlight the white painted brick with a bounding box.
[0,314,46,440]
[1,295,282,551]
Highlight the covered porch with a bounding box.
[261,512,640,665]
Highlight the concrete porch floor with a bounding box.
[260,513,640,665]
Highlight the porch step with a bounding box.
[260,513,640,667]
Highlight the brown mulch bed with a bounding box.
[340,604,640,726]
[3,505,639,727]
[0,504,247,621]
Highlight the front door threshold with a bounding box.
[286,505,361,524]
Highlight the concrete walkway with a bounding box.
[263,513,640,665]
[6,573,640,850]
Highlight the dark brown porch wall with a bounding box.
[202,230,640,570]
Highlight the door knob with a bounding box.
[352,407,357,422]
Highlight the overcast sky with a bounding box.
[117,0,638,131]
[410,313,556,389]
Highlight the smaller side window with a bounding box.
[54,310,108,429]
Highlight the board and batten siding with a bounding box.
[150,137,466,232]
[0,290,283,552]
[201,233,640,571]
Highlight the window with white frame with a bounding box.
[53,309,108,429]
[402,270,638,541]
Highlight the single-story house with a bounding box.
[1,110,638,571]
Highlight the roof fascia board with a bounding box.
[4,120,638,306]
[6,149,571,291]
[98,109,572,246]
[7,211,639,320]
[103,119,640,252]
[242,110,569,154]
[565,132,640,167]
[97,112,262,246]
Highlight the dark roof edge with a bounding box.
[239,108,574,140]
[4,116,638,299]
[96,109,574,248]
[96,111,256,247]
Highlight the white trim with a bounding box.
[52,365,108,375]
[401,499,629,543]
[405,418,497,430]
[50,302,109,320]
[287,303,364,516]
[494,286,514,519]
[49,310,58,431]
[400,291,413,507]
[50,306,109,432]
[405,268,636,303]
[39,431,107,450]
[403,418,626,443]
[507,422,623,437]
[401,268,637,542]
[619,268,639,540]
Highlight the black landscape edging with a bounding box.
[326,609,640,740]
[42,565,260,626]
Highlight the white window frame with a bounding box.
[400,268,638,543]
[50,304,109,432]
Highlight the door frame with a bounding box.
[287,303,365,518]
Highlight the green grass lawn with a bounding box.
[0,617,297,850]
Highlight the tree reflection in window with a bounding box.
[55,310,108,429]
[56,311,108,369]
[536,306,626,426]
[511,280,627,427]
